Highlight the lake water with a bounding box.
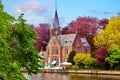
[24,73,120,80]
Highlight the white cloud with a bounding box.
[16,0,53,15]
[44,15,53,23]
[15,0,54,25]
[26,15,40,21]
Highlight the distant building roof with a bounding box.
[96,26,104,34]
[50,24,54,29]
[39,51,46,58]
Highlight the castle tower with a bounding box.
[50,6,61,37]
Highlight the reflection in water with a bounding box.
[24,73,120,80]
[24,73,72,80]
[70,74,120,80]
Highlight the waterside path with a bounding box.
[43,69,120,75]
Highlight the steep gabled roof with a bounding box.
[56,34,76,46]
[46,36,61,48]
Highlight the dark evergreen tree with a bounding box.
[67,50,76,65]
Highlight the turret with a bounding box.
[50,6,61,37]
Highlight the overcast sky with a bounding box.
[2,0,120,27]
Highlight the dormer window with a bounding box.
[65,41,67,43]
[83,42,85,44]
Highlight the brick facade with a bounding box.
[46,33,91,67]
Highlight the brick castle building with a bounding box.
[45,9,91,67]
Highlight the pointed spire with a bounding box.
[50,1,61,37]
[53,1,60,29]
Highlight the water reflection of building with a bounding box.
[45,8,91,67]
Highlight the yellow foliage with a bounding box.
[94,16,120,48]
[73,53,96,66]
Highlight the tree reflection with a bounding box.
[24,73,120,80]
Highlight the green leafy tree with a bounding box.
[67,50,76,65]
[0,1,41,79]
[10,14,40,74]
[0,0,19,79]
[105,48,120,70]
[74,53,96,69]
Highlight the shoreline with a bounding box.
[43,69,120,75]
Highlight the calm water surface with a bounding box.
[24,73,120,80]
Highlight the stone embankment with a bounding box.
[43,69,120,75]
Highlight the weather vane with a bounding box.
[55,0,57,10]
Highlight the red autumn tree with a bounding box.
[66,16,99,49]
[95,46,108,69]
[67,17,98,35]
[32,23,50,52]
[61,27,69,34]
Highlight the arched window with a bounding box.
[65,48,68,54]
[52,48,55,54]
[52,48,59,55]
[56,48,58,54]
